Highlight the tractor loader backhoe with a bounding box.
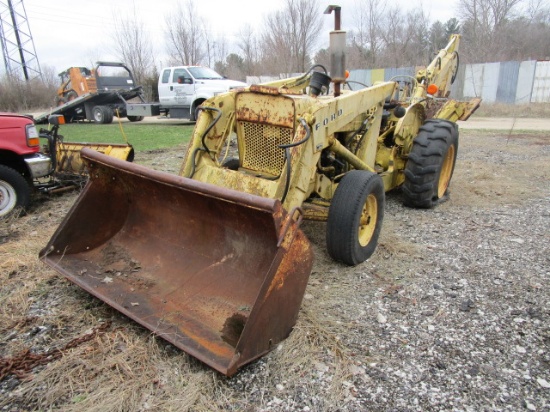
[40,6,480,376]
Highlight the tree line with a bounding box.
[115,0,550,86]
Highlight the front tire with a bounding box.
[402,119,459,208]
[0,165,32,218]
[326,170,385,266]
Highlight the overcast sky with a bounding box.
[15,0,458,76]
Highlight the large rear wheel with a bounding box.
[402,119,459,208]
[326,170,385,266]
[0,165,31,218]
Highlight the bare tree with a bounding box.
[429,21,448,52]
[458,0,524,61]
[260,0,323,74]
[350,0,386,68]
[165,0,206,65]
[112,5,155,86]
[237,24,261,76]
[379,6,412,67]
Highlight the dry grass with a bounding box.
[1,192,360,410]
[473,102,550,118]
[451,130,550,209]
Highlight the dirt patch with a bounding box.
[1,128,549,411]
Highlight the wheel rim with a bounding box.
[0,180,17,217]
[358,193,377,247]
[438,144,455,198]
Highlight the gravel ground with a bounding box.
[1,127,549,411]
[225,128,550,411]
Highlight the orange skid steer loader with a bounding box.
[40,6,479,376]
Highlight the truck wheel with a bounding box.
[102,107,114,124]
[402,119,458,208]
[326,170,385,266]
[190,99,206,122]
[93,106,106,123]
[0,165,31,218]
[127,115,144,122]
[92,106,113,124]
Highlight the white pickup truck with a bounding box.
[158,66,247,121]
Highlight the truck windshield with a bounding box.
[188,67,224,80]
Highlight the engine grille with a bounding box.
[240,121,293,177]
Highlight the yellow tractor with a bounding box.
[40,6,480,376]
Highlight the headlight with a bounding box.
[26,124,39,147]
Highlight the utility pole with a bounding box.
[0,0,42,81]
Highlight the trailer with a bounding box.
[34,62,160,124]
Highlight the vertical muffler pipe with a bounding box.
[325,5,346,97]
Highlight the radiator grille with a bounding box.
[240,122,293,176]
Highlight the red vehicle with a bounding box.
[0,113,135,218]
[0,113,50,217]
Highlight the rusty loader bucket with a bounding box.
[39,148,313,376]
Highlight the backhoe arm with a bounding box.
[414,34,460,99]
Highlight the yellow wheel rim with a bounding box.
[358,193,377,247]
[438,144,455,198]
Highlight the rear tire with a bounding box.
[326,170,385,266]
[101,106,114,124]
[92,106,113,124]
[402,119,458,208]
[93,105,106,123]
[127,115,144,122]
[0,165,31,218]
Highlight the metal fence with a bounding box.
[348,60,550,104]
[246,60,550,104]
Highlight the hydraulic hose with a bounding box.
[278,118,311,203]
[197,106,222,155]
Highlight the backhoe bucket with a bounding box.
[40,148,313,376]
